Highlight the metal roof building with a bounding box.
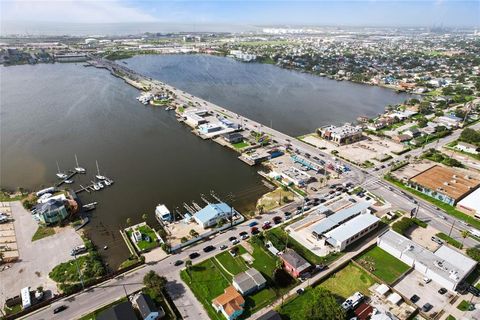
[312,202,371,237]
[377,230,477,290]
[325,213,380,251]
[193,203,236,228]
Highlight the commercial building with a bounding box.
[281,167,312,186]
[456,187,480,219]
[280,248,311,278]
[193,202,238,228]
[317,124,363,145]
[324,213,380,251]
[456,142,479,154]
[223,132,244,144]
[198,122,223,134]
[232,268,267,295]
[183,108,209,127]
[212,285,245,320]
[377,230,476,291]
[408,165,480,205]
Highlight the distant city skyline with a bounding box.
[1,0,478,36]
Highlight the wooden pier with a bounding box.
[55,171,78,187]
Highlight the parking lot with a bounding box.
[394,270,453,316]
[0,201,83,306]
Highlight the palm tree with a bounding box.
[126,217,132,228]
[461,230,470,249]
[141,213,148,221]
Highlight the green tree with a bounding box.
[185,260,193,282]
[467,248,480,262]
[461,230,470,249]
[141,213,148,221]
[143,270,167,298]
[303,287,346,320]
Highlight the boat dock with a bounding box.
[55,171,78,187]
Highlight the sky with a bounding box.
[1,0,479,33]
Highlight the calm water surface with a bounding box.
[1,56,411,267]
[125,54,412,136]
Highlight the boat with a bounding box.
[103,245,108,250]
[155,204,173,223]
[92,182,100,191]
[83,202,97,211]
[95,160,106,180]
[98,181,104,188]
[56,161,67,179]
[103,179,111,186]
[64,179,74,184]
[74,154,86,173]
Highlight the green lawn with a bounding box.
[457,300,473,311]
[32,225,56,241]
[356,246,410,284]
[215,246,249,276]
[127,225,159,251]
[3,303,22,316]
[319,263,375,299]
[384,175,480,230]
[277,287,315,320]
[232,141,249,149]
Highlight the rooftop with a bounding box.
[312,202,370,236]
[233,268,267,293]
[212,285,244,317]
[378,230,476,285]
[325,213,379,245]
[457,187,480,213]
[409,165,480,201]
[194,202,233,224]
[281,248,311,271]
[135,294,158,319]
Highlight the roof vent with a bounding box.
[444,182,449,186]
[451,180,457,184]
[465,175,471,179]
[453,175,458,179]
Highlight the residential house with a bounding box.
[280,248,311,278]
[232,268,267,295]
[436,115,463,128]
[223,133,244,144]
[403,127,421,138]
[212,285,245,320]
[97,301,137,320]
[392,134,412,143]
[34,198,69,225]
[135,293,165,320]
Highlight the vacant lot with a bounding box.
[356,246,410,284]
[319,263,375,299]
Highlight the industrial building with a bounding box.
[408,165,480,205]
[377,230,476,291]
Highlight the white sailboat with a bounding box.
[56,161,67,179]
[91,181,100,191]
[95,160,106,180]
[74,154,86,173]
[64,179,74,184]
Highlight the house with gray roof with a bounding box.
[232,268,267,295]
[280,248,311,278]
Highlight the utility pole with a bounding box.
[73,253,85,290]
[448,219,456,237]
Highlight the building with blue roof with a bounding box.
[193,203,238,228]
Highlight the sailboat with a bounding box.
[56,161,67,179]
[95,160,106,180]
[74,154,86,173]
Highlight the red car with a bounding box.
[262,224,271,230]
[251,227,259,234]
[272,216,282,224]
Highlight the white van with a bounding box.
[470,228,480,238]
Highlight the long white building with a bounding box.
[377,230,476,291]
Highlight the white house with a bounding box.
[456,142,479,155]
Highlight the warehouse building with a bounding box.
[325,213,380,251]
[377,230,476,291]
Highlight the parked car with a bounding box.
[220,244,228,250]
[239,231,248,236]
[263,221,271,226]
[53,305,68,314]
[410,295,420,303]
[310,187,318,192]
[422,303,433,312]
[273,216,282,224]
[203,245,215,253]
[231,239,240,245]
[174,260,184,266]
[228,236,237,242]
[468,285,480,297]
[431,236,443,245]
[189,252,200,259]
[262,224,271,230]
[284,211,292,217]
[241,234,249,240]
[438,288,447,295]
[296,288,305,295]
[248,221,258,227]
[423,277,432,284]
[251,227,259,234]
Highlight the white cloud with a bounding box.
[1,0,158,23]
